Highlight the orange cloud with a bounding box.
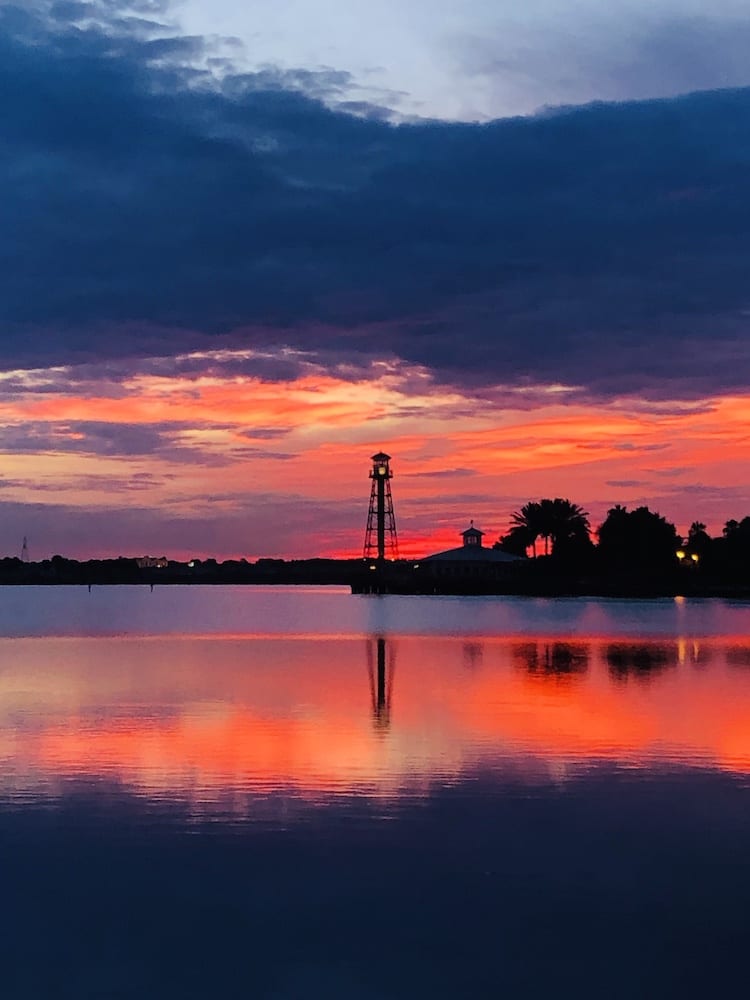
[1,353,749,557]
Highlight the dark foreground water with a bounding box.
[1,587,749,998]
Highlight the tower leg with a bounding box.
[377,475,385,560]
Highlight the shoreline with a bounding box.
[0,579,748,600]
[0,556,748,600]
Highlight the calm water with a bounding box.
[2,586,750,998]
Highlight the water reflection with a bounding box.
[366,636,394,732]
[1,586,749,638]
[462,642,483,670]
[3,594,750,1000]
[0,632,749,815]
[513,641,589,677]
[606,643,678,683]
[727,645,750,668]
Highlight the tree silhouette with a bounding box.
[724,518,750,554]
[687,521,711,560]
[509,498,590,558]
[494,524,534,556]
[536,499,557,556]
[715,516,750,578]
[597,505,680,573]
[510,502,543,557]
[546,498,591,557]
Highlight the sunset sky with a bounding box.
[3,1,750,559]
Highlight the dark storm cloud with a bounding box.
[0,416,300,463]
[0,348,326,396]
[2,470,172,494]
[3,3,750,402]
[0,420,170,457]
[0,419,235,462]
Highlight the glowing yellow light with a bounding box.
[676,550,685,560]
[378,465,386,475]
[691,553,699,563]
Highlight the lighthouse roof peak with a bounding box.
[371,451,391,462]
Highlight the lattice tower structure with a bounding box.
[363,452,399,561]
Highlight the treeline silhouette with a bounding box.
[510,641,679,681]
[3,504,750,595]
[495,500,750,586]
[0,555,362,587]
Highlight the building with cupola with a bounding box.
[420,521,523,581]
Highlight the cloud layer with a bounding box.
[1,3,750,558]
[3,1,750,405]
[176,0,750,119]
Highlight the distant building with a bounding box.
[420,522,523,581]
[136,556,168,569]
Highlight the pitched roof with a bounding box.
[422,546,522,563]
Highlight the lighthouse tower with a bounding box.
[363,452,399,561]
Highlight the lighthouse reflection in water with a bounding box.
[367,636,393,733]
[2,587,750,998]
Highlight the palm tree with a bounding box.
[510,499,590,557]
[536,499,557,556]
[510,501,543,557]
[552,498,590,546]
[494,524,534,557]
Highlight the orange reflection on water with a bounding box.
[1,636,749,809]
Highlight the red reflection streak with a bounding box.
[2,637,749,805]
